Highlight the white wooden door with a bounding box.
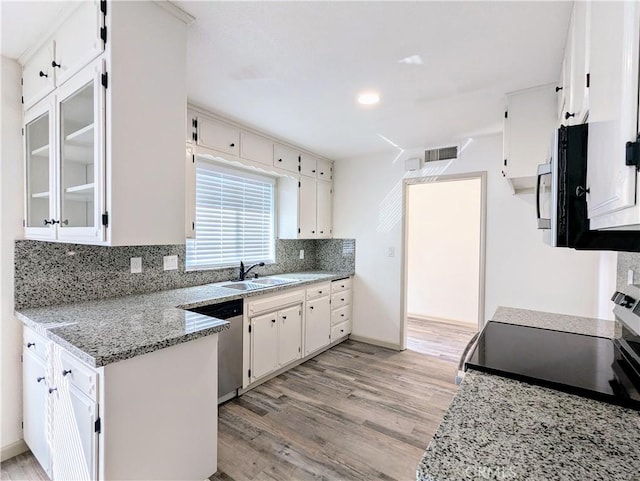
[250,312,279,381]
[22,42,55,109]
[278,305,302,366]
[52,382,98,481]
[316,181,332,238]
[22,349,51,477]
[197,117,240,156]
[57,59,106,243]
[24,97,57,240]
[273,143,300,173]
[298,176,317,238]
[299,153,317,177]
[305,297,331,356]
[53,0,104,86]
[587,1,640,224]
[239,131,273,165]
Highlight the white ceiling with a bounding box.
[1,1,572,161]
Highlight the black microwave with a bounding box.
[536,123,640,252]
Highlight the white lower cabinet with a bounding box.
[305,293,331,356]
[250,304,303,382]
[330,278,353,342]
[23,325,220,480]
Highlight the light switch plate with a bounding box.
[163,255,178,271]
[130,257,142,274]
[387,246,395,257]
[300,249,304,260]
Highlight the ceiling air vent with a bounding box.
[425,145,458,163]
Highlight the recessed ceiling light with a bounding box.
[357,92,380,105]
[398,54,423,65]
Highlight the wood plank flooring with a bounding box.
[2,319,475,481]
[407,317,477,363]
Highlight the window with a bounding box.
[186,160,275,270]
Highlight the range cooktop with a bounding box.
[465,321,640,410]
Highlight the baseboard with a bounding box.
[408,313,477,328]
[1,440,28,462]
[349,334,401,351]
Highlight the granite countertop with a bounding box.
[418,306,639,481]
[16,270,352,368]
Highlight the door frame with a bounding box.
[399,171,487,350]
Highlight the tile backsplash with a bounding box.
[15,238,355,309]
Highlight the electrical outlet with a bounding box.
[387,246,395,257]
[163,255,178,271]
[130,257,142,273]
[628,269,639,286]
[299,249,304,260]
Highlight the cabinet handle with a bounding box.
[43,219,59,225]
[39,70,48,78]
[229,143,235,147]
[310,306,314,310]
[312,170,316,173]
[27,342,35,348]
[576,186,590,197]
[312,230,315,234]
[320,172,324,175]
[555,86,563,92]
[37,376,45,383]
[62,369,72,377]
[271,319,276,323]
[282,315,287,320]
[51,61,61,68]
[565,112,575,120]
[278,158,283,162]
[48,387,57,394]
[341,298,345,302]
[320,231,324,234]
[341,314,345,317]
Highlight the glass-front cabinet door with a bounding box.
[56,59,105,243]
[24,98,56,239]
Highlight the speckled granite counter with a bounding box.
[417,306,638,481]
[16,270,352,367]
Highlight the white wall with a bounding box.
[1,56,26,458]
[333,133,603,348]
[407,178,481,325]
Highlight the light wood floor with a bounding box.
[2,320,475,481]
[407,317,478,363]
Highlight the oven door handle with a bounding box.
[536,163,552,230]
[455,331,482,385]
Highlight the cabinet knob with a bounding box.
[312,170,316,173]
[229,143,235,147]
[555,86,563,92]
[48,387,57,394]
[278,158,283,162]
[27,342,35,348]
[320,172,324,175]
[341,314,345,317]
[62,369,72,377]
[565,112,575,120]
[320,231,324,234]
[312,230,315,234]
[282,315,287,320]
[310,306,314,310]
[51,61,61,68]
[341,298,345,302]
[37,376,45,383]
[39,70,48,78]
[271,319,276,323]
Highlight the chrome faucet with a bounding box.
[238,261,265,281]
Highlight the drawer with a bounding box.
[331,290,352,309]
[331,305,351,325]
[247,289,305,317]
[23,327,49,361]
[59,348,98,401]
[331,277,352,293]
[306,283,331,300]
[331,321,351,341]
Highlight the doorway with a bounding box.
[400,173,486,360]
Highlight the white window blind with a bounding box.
[186,160,275,270]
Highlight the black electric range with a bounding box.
[465,292,640,410]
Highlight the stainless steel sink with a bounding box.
[221,277,297,291]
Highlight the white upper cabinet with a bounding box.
[586,1,640,229]
[298,176,317,237]
[502,84,557,193]
[273,143,300,174]
[21,0,104,110]
[316,158,333,181]
[565,1,590,125]
[239,131,273,166]
[196,117,240,156]
[21,1,188,245]
[53,0,104,87]
[316,180,332,238]
[299,152,317,177]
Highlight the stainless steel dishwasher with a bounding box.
[188,299,243,403]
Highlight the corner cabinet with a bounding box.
[21,1,188,245]
[278,176,333,239]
